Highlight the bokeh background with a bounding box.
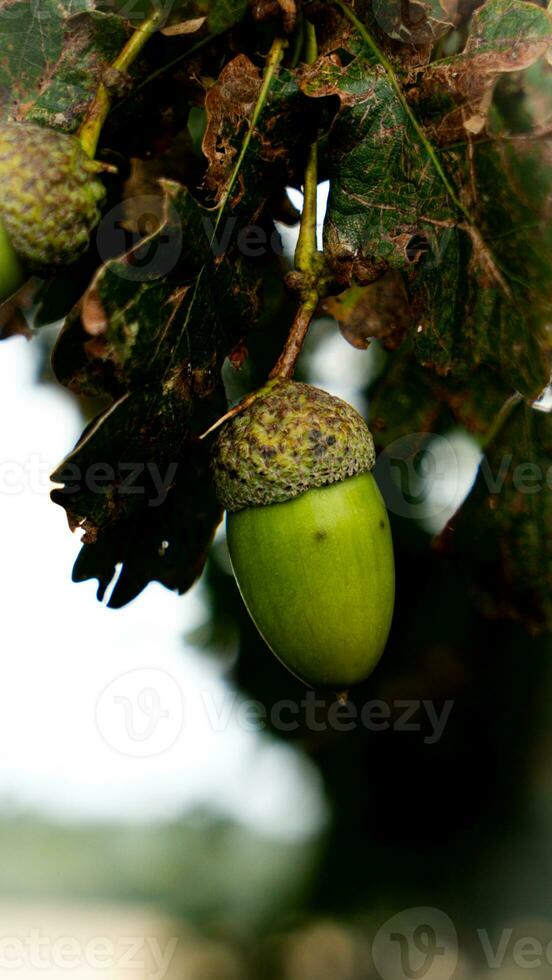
[0,184,551,980]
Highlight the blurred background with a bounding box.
[0,184,551,980]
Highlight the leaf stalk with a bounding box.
[211,35,287,242]
[79,4,164,159]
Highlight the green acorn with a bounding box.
[0,123,106,301]
[212,380,395,688]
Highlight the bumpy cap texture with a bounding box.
[0,123,105,269]
[213,380,376,511]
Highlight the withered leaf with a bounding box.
[202,54,302,216]
[305,0,552,397]
[51,385,222,607]
[322,272,410,351]
[51,180,262,604]
[250,0,297,33]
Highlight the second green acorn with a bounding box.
[0,122,106,302]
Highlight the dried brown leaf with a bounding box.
[322,272,410,350]
[250,0,297,32]
[415,2,552,141]
[202,55,262,202]
[161,17,206,36]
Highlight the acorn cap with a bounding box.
[212,380,376,512]
[0,123,106,270]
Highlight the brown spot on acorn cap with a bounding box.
[212,380,376,511]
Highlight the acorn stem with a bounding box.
[271,20,322,381]
[294,20,319,275]
[269,290,318,379]
[78,4,164,158]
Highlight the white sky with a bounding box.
[0,335,325,841]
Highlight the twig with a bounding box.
[482,392,523,452]
[200,23,322,439]
[270,290,319,379]
[199,388,267,441]
[294,20,319,274]
[79,5,164,158]
[270,19,322,381]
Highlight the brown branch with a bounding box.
[269,291,319,380]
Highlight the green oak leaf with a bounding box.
[0,2,129,130]
[304,0,552,396]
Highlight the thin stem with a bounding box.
[210,36,287,241]
[482,392,523,452]
[79,5,164,158]
[294,20,319,273]
[199,388,266,441]
[334,0,470,222]
[294,143,318,273]
[270,20,321,381]
[269,290,319,379]
[162,34,287,386]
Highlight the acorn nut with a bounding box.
[212,380,395,688]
